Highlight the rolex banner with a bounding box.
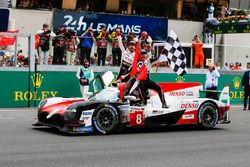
[0,71,245,108]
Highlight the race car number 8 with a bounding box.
[130,110,144,126]
[136,114,142,124]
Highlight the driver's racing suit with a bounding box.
[116,36,135,82]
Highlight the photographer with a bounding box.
[205,63,220,100]
[53,25,67,64]
[76,60,94,98]
[80,26,96,64]
[66,29,79,65]
[37,24,56,65]
[110,26,123,66]
[96,25,110,66]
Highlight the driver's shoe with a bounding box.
[162,103,168,108]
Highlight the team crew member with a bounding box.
[242,62,250,110]
[115,35,136,83]
[76,60,94,98]
[205,63,220,100]
[37,24,56,65]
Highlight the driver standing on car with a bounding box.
[123,50,168,108]
[76,60,94,98]
[114,35,138,83]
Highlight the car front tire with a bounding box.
[92,104,119,134]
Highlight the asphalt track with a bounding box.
[0,106,250,167]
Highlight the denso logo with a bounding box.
[169,91,185,96]
[181,103,199,109]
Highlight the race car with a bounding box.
[33,71,230,134]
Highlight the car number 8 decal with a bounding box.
[136,113,142,124]
[130,110,144,126]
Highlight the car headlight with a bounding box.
[64,106,77,121]
[38,99,47,110]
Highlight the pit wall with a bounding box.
[0,67,244,108]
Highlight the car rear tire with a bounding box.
[92,104,119,134]
[198,102,218,129]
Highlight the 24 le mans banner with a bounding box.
[53,11,168,40]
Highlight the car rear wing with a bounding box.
[199,85,230,106]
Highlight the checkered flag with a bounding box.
[157,30,188,76]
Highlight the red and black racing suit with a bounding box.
[123,58,167,106]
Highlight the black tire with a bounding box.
[92,104,120,134]
[198,102,218,129]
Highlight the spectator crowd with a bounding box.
[35,23,153,66]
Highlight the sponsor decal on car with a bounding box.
[82,111,93,116]
[152,110,164,114]
[121,115,129,122]
[130,110,144,126]
[82,117,90,120]
[74,126,93,133]
[169,91,185,96]
[182,114,195,119]
[181,103,199,109]
[186,91,194,96]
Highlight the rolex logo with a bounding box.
[175,76,185,83]
[233,77,241,89]
[31,73,44,88]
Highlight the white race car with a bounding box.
[33,71,230,134]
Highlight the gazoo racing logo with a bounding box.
[63,15,141,34]
[14,73,58,101]
[180,103,199,109]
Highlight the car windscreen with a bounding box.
[89,89,119,102]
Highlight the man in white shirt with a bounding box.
[205,63,220,100]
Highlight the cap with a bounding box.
[141,49,147,54]
[129,40,136,45]
[141,31,148,36]
[43,23,49,28]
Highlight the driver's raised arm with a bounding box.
[117,35,126,53]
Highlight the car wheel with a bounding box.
[92,104,119,134]
[198,102,218,129]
